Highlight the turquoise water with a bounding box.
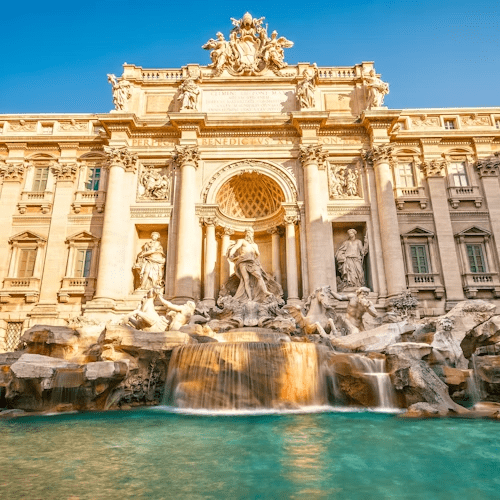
[1,408,499,500]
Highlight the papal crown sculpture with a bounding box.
[202,12,294,76]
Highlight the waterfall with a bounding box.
[164,342,329,410]
[50,367,86,407]
[349,355,396,409]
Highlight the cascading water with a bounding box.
[349,355,396,409]
[50,367,86,407]
[164,342,329,410]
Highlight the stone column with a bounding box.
[267,227,282,285]
[94,146,138,302]
[420,158,465,306]
[476,153,500,265]
[299,144,335,291]
[363,144,406,297]
[172,145,200,301]
[219,226,234,286]
[37,155,79,308]
[202,217,217,307]
[284,215,300,303]
[0,147,28,281]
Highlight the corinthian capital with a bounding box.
[173,145,200,168]
[103,146,139,172]
[299,144,328,169]
[419,159,447,178]
[0,161,28,181]
[52,162,79,181]
[475,153,500,178]
[362,144,394,165]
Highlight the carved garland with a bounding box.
[299,145,328,169]
[0,161,29,181]
[475,153,500,178]
[362,144,394,165]
[419,159,447,178]
[172,145,200,168]
[103,146,139,173]
[52,162,79,181]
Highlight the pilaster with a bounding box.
[420,138,465,307]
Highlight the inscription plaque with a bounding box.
[202,89,296,113]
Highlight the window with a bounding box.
[84,167,101,191]
[32,167,49,192]
[467,244,486,273]
[18,248,37,278]
[410,245,429,274]
[5,322,23,351]
[75,249,92,277]
[449,161,468,187]
[397,162,415,187]
[444,120,455,130]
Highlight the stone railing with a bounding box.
[141,70,184,81]
[18,191,54,214]
[72,190,105,213]
[447,185,482,208]
[58,277,97,302]
[406,273,444,299]
[317,66,359,79]
[394,186,428,210]
[462,272,500,298]
[1,277,41,303]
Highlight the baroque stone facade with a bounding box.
[0,12,500,350]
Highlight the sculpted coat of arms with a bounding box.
[202,12,294,76]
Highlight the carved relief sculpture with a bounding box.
[178,77,200,111]
[335,229,368,290]
[107,74,132,111]
[133,232,166,291]
[296,68,317,109]
[363,69,389,109]
[328,164,360,198]
[203,12,293,76]
[138,166,171,200]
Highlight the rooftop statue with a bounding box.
[202,12,293,76]
[107,74,132,111]
[363,69,389,109]
[177,76,200,111]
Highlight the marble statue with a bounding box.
[157,297,196,331]
[285,286,340,338]
[335,229,368,290]
[203,12,293,76]
[124,288,168,331]
[296,68,316,108]
[341,287,378,334]
[107,74,132,111]
[363,69,389,109]
[227,228,273,302]
[345,169,359,197]
[178,77,200,111]
[133,232,166,291]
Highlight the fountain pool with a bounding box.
[1,409,499,499]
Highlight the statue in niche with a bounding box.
[138,167,170,200]
[133,232,166,291]
[178,77,200,111]
[335,229,368,290]
[363,69,389,109]
[107,74,132,111]
[227,227,274,302]
[296,68,316,109]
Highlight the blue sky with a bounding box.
[1,0,498,113]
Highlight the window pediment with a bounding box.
[9,231,47,244]
[66,231,99,244]
[455,226,491,238]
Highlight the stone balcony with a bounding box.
[0,277,41,303]
[447,185,483,209]
[18,191,54,214]
[406,273,445,299]
[394,186,429,210]
[462,272,500,298]
[58,277,97,302]
[72,191,105,214]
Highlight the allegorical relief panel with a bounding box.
[328,163,361,199]
[202,89,296,113]
[137,165,172,202]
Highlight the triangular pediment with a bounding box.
[9,231,46,243]
[455,226,491,237]
[403,226,434,237]
[66,231,99,243]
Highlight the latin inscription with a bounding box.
[132,138,176,147]
[202,90,296,113]
[200,137,299,146]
